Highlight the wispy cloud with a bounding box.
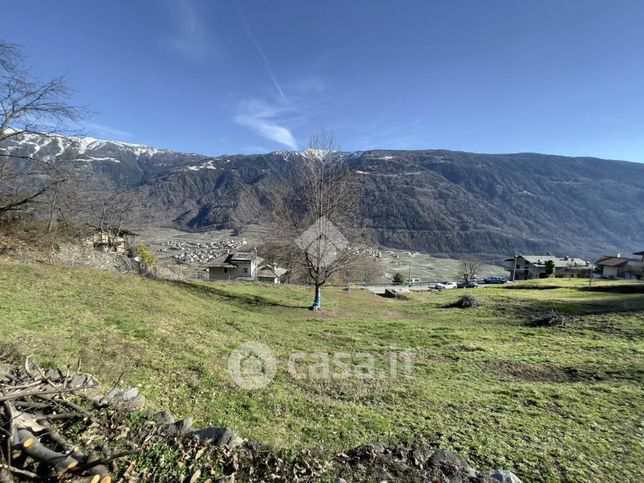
[232,75,329,150]
[83,122,133,139]
[167,0,212,61]
[351,118,427,150]
[234,99,297,150]
[233,0,286,101]
[291,77,325,95]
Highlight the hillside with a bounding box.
[4,134,644,258]
[1,261,642,482]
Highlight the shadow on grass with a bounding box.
[502,284,562,290]
[504,282,644,293]
[581,284,644,294]
[516,298,644,317]
[486,360,643,384]
[160,279,311,309]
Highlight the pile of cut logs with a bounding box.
[0,356,138,482]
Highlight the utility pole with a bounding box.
[407,232,412,286]
[511,254,517,282]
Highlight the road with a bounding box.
[360,282,502,295]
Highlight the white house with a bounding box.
[595,252,644,280]
[206,251,258,281]
[505,254,593,280]
[256,266,288,284]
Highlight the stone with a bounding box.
[191,426,243,447]
[428,450,470,469]
[168,417,194,437]
[71,373,97,389]
[99,387,145,411]
[412,446,431,466]
[119,387,140,400]
[153,411,175,426]
[121,394,146,411]
[489,469,524,483]
[383,288,410,298]
[100,388,120,403]
[244,440,261,451]
[44,368,63,382]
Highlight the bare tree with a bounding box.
[0,40,82,215]
[269,130,361,310]
[82,190,140,249]
[459,257,482,283]
[338,251,384,284]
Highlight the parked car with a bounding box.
[483,276,508,284]
[435,281,457,290]
[457,280,479,288]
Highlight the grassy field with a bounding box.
[0,261,642,482]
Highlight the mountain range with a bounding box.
[4,134,644,259]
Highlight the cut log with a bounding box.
[16,430,79,475]
[14,429,34,450]
[85,451,111,482]
[43,427,87,464]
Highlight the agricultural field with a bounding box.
[0,261,642,482]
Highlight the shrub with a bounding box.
[455,294,479,309]
[137,244,157,276]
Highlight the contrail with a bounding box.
[233,0,287,102]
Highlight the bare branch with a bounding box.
[0,40,84,216]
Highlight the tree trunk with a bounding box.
[311,285,322,311]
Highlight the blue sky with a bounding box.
[4,1,644,161]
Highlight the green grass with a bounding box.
[1,262,642,482]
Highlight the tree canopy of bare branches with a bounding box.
[0,40,82,216]
[459,258,482,283]
[269,131,363,309]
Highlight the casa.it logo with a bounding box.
[228,342,277,389]
[295,216,348,268]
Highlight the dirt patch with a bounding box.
[525,309,567,327]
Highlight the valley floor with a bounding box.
[0,261,642,482]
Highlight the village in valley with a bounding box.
[80,224,644,287]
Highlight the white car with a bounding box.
[435,281,457,290]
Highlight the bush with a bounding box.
[137,244,157,276]
[454,294,480,309]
